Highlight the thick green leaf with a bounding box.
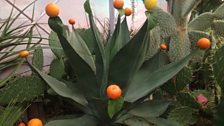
[107,16,130,62]
[32,46,43,70]
[169,32,191,61]
[108,97,124,118]
[84,0,93,16]
[180,0,202,17]
[78,28,95,53]
[45,115,97,126]
[188,12,214,31]
[49,58,65,80]
[177,92,201,108]
[213,20,224,36]
[123,117,150,126]
[69,30,96,72]
[48,17,99,98]
[214,3,224,19]
[151,8,176,37]
[214,97,224,126]
[0,106,23,126]
[28,63,88,107]
[125,50,198,102]
[213,46,224,89]
[129,100,170,118]
[168,106,199,126]
[146,118,181,126]
[109,20,148,90]
[87,6,107,95]
[144,27,161,60]
[176,67,192,91]
[0,76,45,105]
[49,31,64,58]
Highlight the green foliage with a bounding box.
[177,92,201,109]
[32,46,43,70]
[49,58,65,80]
[168,106,199,126]
[0,106,23,126]
[0,76,45,105]
[108,97,124,118]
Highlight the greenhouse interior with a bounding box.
[0,0,224,126]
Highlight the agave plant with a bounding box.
[28,0,203,126]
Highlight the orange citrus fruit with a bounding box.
[45,3,60,17]
[125,8,132,16]
[28,118,43,126]
[18,122,26,126]
[113,0,124,9]
[69,18,76,25]
[160,43,167,50]
[107,84,122,100]
[197,38,211,49]
[19,50,29,58]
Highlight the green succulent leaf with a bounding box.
[180,0,202,17]
[69,30,96,72]
[107,16,130,62]
[45,115,97,126]
[88,8,107,96]
[49,58,65,80]
[213,20,224,36]
[109,20,148,91]
[176,92,201,108]
[49,31,64,58]
[108,97,124,118]
[146,118,181,126]
[48,17,99,98]
[84,0,93,16]
[0,76,45,105]
[151,8,176,37]
[0,106,23,126]
[123,117,150,126]
[28,63,88,107]
[145,26,161,60]
[213,46,224,90]
[169,33,191,61]
[214,3,224,19]
[129,100,170,118]
[125,50,199,102]
[168,106,199,126]
[78,28,95,53]
[32,46,43,70]
[214,97,224,126]
[176,67,192,91]
[188,12,214,31]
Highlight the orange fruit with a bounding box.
[45,3,60,17]
[125,8,132,16]
[107,84,122,100]
[113,0,124,9]
[160,43,167,50]
[69,18,76,25]
[28,118,43,126]
[197,38,211,49]
[18,122,26,126]
[19,50,29,58]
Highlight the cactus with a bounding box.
[0,76,45,105]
